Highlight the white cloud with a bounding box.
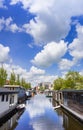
[0,0,7,9]
[58,59,76,70]
[0,17,21,32]
[0,44,10,63]
[69,24,83,61]
[10,0,83,45]
[0,63,56,87]
[31,40,67,67]
[58,24,83,71]
[30,66,45,75]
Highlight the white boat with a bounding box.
[17,104,25,110]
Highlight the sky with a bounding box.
[0,0,83,87]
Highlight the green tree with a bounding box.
[20,78,26,87]
[10,71,16,85]
[0,67,7,87]
[24,83,31,90]
[16,74,20,85]
[53,77,64,90]
[65,71,82,89]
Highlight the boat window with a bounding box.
[1,95,4,102]
[6,95,9,102]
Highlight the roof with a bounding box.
[4,85,24,88]
[62,89,83,93]
[0,88,18,94]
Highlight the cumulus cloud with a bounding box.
[0,44,10,63]
[30,66,45,75]
[0,17,21,32]
[58,59,76,70]
[31,40,67,67]
[69,24,83,61]
[0,64,56,87]
[58,24,83,71]
[10,0,83,45]
[0,0,7,9]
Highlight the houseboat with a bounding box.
[62,90,83,113]
[0,88,18,120]
[4,85,26,103]
[53,90,83,122]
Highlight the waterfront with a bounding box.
[0,94,83,130]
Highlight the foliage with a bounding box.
[53,71,83,90]
[53,78,64,90]
[9,71,16,85]
[0,66,31,89]
[16,74,20,85]
[20,78,31,89]
[0,66,7,87]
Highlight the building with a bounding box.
[0,88,18,118]
[38,82,53,90]
[4,85,26,103]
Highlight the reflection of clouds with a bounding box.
[30,112,64,130]
[26,94,64,130]
[26,94,52,118]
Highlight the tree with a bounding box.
[53,71,83,90]
[24,83,31,90]
[16,74,20,85]
[53,77,64,90]
[20,78,26,87]
[9,71,16,85]
[0,67,7,87]
[65,71,83,89]
[20,78,31,89]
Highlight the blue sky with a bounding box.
[0,0,83,86]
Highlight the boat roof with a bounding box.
[0,88,18,94]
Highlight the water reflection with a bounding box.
[26,94,53,118]
[0,94,83,130]
[26,94,64,130]
[0,113,18,130]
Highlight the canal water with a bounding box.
[0,94,83,130]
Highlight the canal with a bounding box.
[0,94,83,130]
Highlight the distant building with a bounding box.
[0,88,18,116]
[4,85,26,103]
[38,82,53,90]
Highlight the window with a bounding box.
[2,95,4,102]
[10,95,14,104]
[6,95,8,102]
[12,95,14,103]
